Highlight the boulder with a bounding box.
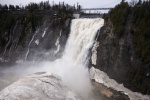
[0,72,81,100]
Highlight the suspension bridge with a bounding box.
[74,7,112,18]
[81,8,112,10]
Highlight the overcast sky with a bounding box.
[0,0,132,8]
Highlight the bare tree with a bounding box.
[130,0,138,6]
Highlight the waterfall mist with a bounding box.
[0,18,104,98]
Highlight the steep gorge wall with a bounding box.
[95,19,150,95]
[0,12,71,64]
[94,1,150,95]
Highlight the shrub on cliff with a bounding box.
[0,12,14,47]
[103,0,150,94]
[108,1,129,37]
[133,0,150,67]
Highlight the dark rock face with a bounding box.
[0,15,71,63]
[96,19,150,94]
[23,18,70,61]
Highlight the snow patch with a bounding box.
[42,28,48,38]
[91,42,99,65]
[35,39,39,45]
[90,67,150,100]
[54,38,60,54]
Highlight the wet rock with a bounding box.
[90,67,150,100]
[92,81,129,100]
[96,19,150,94]
[0,72,82,100]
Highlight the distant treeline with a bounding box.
[0,1,80,47]
[0,0,81,12]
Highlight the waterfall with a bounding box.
[21,18,149,99]
[63,18,104,65]
[0,18,104,99]
[42,18,104,97]
[54,29,62,54]
[42,27,48,38]
[25,30,39,60]
[54,37,60,54]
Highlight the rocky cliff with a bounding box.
[95,18,150,94]
[0,10,71,64]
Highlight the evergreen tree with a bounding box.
[15,5,20,10]
[9,5,15,10]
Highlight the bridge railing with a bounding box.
[81,8,112,10]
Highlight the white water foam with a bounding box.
[43,18,104,97]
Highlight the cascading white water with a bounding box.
[63,18,104,65]
[25,29,39,60]
[41,18,104,97]
[42,27,48,38]
[54,29,62,54]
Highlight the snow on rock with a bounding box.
[54,38,60,54]
[35,39,39,45]
[90,67,150,100]
[91,42,99,65]
[25,30,38,60]
[0,72,82,100]
[42,28,48,38]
